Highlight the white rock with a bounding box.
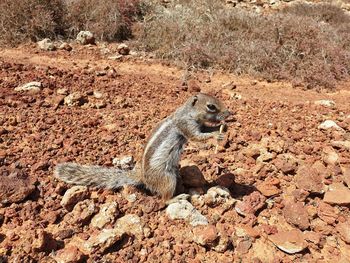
[318,120,343,131]
[91,202,119,229]
[14,81,42,93]
[112,156,134,169]
[166,200,208,226]
[315,100,336,108]
[37,38,56,51]
[76,31,95,45]
[117,43,130,55]
[115,214,145,239]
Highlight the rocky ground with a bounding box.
[1,42,350,262]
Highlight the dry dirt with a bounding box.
[1,43,350,262]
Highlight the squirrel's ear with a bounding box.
[191,95,198,106]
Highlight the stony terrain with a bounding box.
[1,42,350,262]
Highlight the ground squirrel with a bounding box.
[54,93,231,200]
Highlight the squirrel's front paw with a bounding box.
[214,132,225,141]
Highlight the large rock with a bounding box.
[76,31,95,45]
[37,38,56,51]
[61,186,89,211]
[14,81,42,93]
[318,120,343,131]
[166,200,208,226]
[0,175,35,204]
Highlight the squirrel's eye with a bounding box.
[206,104,217,112]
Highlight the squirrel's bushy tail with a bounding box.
[54,163,141,189]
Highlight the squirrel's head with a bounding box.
[189,93,231,128]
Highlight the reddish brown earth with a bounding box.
[1,43,350,262]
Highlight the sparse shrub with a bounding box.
[137,0,350,89]
[0,0,67,45]
[66,0,143,41]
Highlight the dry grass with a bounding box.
[0,0,67,45]
[137,0,350,89]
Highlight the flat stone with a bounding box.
[324,183,350,205]
[269,229,307,254]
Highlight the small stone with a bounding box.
[295,165,324,194]
[204,186,232,206]
[61,186,89,211]
[117,43,130,55]
[180,164,207,187]
[68,199,96,225]
[235,225,260,238]
[76,31,95,45]
[64,92,87,106]
[112,156,135,170]
[336,220,350,243]
[58,42,73,51]
[273,154,299,174]
[269,229,307,254]
[192,225,218,247]
[322,147,339,166]
[324,183,350,205]
[318,120,343,131]
[317,202,338,224]
[14,81,42,93]
[256,181,281,197]
[75,228,124,254]
[37,38,56,51]
[53,246,84,263]
[115,214,145,239]
[235,191,266,216]
[93,90,103,99]
[331,141,350,151]
[314,100,336,108]
[108,55,123,60]
[283,201,309,230]
[166,200,208,226]
[341,166,350,187]
[57,88,68,95]
[236,238,252,254]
